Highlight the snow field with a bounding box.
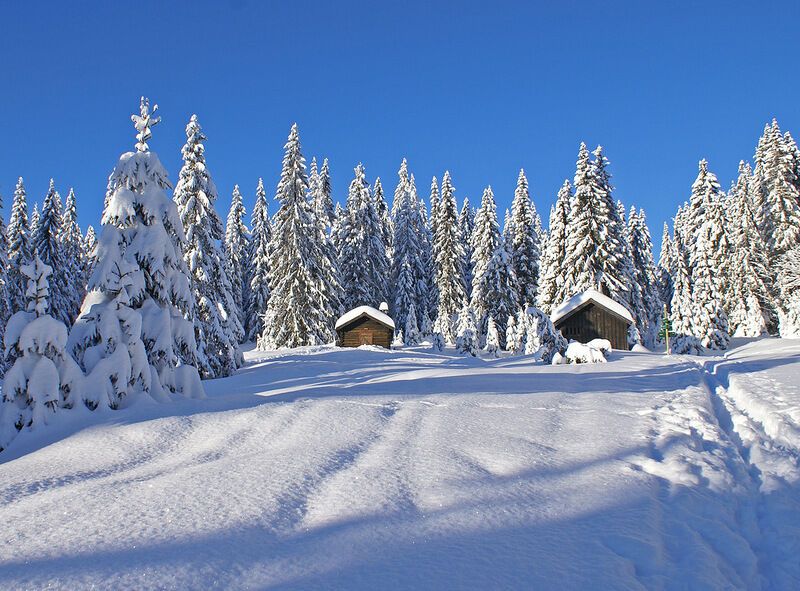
[0,341,798,589]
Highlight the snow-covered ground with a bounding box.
[1,339,799,590]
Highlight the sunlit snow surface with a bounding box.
[1,339,799,590]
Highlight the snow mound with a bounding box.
[565,341,607,364]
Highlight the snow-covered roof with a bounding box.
[335,306,395,331]
[550,289,634,325]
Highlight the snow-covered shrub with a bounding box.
[671,334,704,356]
[551,351,565,365]
[404,303,421,345]
[392,330,404,348]
[505,313,518,352]
[565,341,607,364]
[483,316,500,357]
[0,256,85,450]
[455,305,478,356]
[627,324,641,349]
[586,339,612,354]
[517,306,567,363]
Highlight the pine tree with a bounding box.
[628,208,662,346]
[656,222,674,314]
[373,177,393,260]
[458,197,475,298]
[777,246,800,336]
[560,144,631,307]
[174,114,243,377]
[246,179,272,341]
[29,204,40,250]
[0,189,10,330]
[428,176,441,319]
[316,158,335,230]
[434,171,466,343]
[35,180,70,325]
[727,161,771,336]
[259,124,340,348]
[669,231,694,340]
[225,184,249,338]
[69,97,203,405]
[338,164,391,309]
[510,169,541,308]
[539,180,571,311]
[83,225,98,280]
[0,255,85,450]
[7,177,31,313]
[60,188,86,323]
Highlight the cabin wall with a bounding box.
[337,316,393,349]
[555,303,629,350]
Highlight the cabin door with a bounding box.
[359,329,373,346]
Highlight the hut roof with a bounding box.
[335,306,396,331]
[550,289,634,325]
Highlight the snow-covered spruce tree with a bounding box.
[60,188,86,323]
[69,97,203,404]
[483,316,500,357]
[83,225,98,283]
[0,189,11,332]
[510,169,541,308]
[727,161,771,336]
[35,180,71,326]
[7,177,32,313]
[373,177,393,261]
[246,178,272,341]
[174,114,243,377]
[560,144,631,308]
[259,124,340,348]
[656,222,674,314]
[338,164,390,309]
[690,197,731,350]
[225,184,249,338]
[434,172,466,344]
[316,158,335,230]
[628,208,662,346]
[428,176,441,319]
[459,197,475,298]
[455,303,478,356]
[505,313,518,353]
[391,161,434,337]
[0,255,85,450]
[470,186,516,346]
[404,301,421,345]
[669,231,694,340]
[539,180,571,312]
[413,174,435,329]
[29,204,40,252]
[777,246,800,336]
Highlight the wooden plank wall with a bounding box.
[556,303,629,350]
[337,316,393,348]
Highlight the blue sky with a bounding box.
[1,1,798,249]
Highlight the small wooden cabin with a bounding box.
[550,289,634,350]
[335,305,395,349]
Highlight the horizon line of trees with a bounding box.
[1,98,798,452]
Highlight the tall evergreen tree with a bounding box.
[7,177,31,313]
[656,222,674,313]
[316,158,335,230]
[0,189,10,331]
[60,188,86,322]
[245,179,272,341]
[373,177,393,260]
[173,114,243,377]
[225,184,249,338]
[628,208,662,346]
[510,169,541,307]
[259,124,340,348]
[29,204,40,251]
[338,164,390,309]
[458,197,475,298]
[433,171,466,343]
[539,180,571,312]
[35,180,70,325]
[69,97,203,404]
[83,225,98,281]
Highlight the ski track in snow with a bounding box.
[0,340,799,589]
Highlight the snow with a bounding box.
[550,288,634,325]
[1,339,799,589]
[334,305,395,331]
[565,341,607,364]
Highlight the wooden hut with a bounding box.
[335,304,395,348]
[550,289,634,350]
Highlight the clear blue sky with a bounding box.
[1,1,798,248]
